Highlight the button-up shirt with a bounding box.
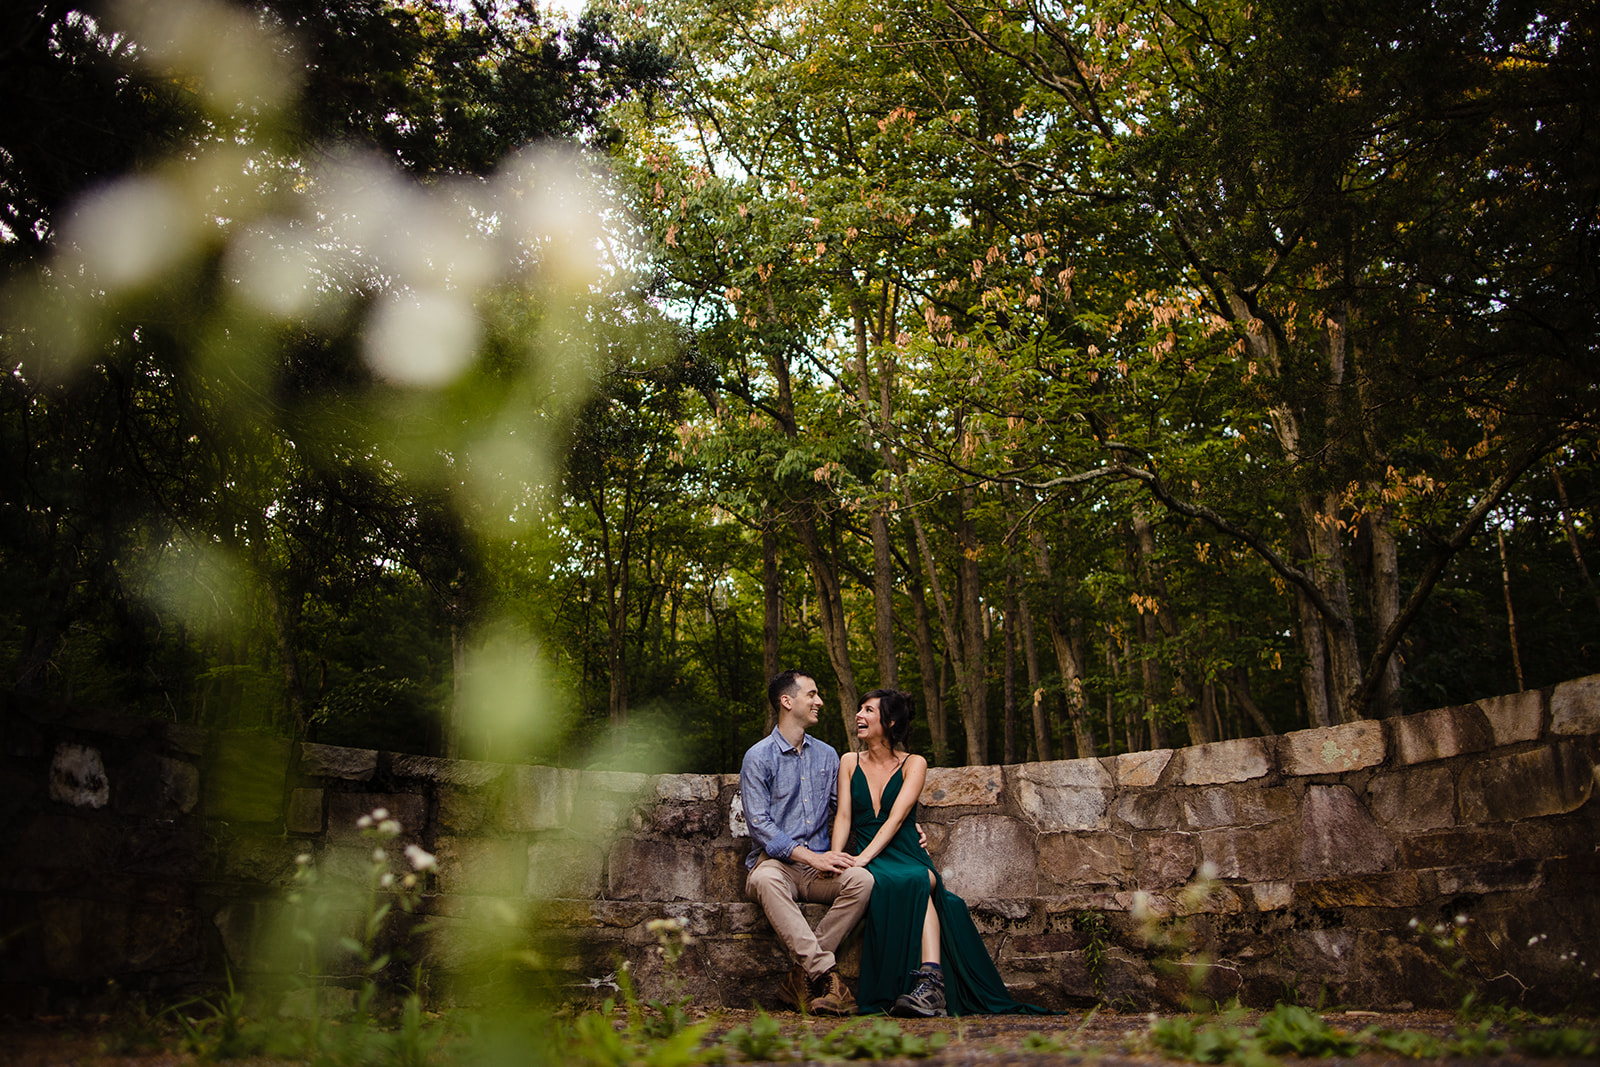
[740,726,840,869]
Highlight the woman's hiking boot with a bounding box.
[889,967,947,1018]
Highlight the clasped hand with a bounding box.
[805,849,858,875]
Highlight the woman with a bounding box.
[832,688,1051,1017]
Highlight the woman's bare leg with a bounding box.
[921,870,941,963]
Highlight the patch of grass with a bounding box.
[817,1017,949,1060]
[1252,1003,1362,1058]
[1512,1024,1600,1059]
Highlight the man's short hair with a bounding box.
[768,668,812,713]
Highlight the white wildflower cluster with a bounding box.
[1553,948,1597,979]
[1407,913,1471,939]
[646,916,695,966]
[353,808,437,893]
[356,807,403,838]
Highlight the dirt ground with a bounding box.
[1,1007,1593,1067]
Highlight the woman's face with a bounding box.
[855,697,884,741]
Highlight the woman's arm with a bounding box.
[851,754,927,866]
[831,752,856,854]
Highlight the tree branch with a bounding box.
[1348,428,1573,718]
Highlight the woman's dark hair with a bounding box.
[864,688,914,751]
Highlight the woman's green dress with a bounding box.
[849,761,1052,1015]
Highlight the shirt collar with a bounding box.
[770,725,809,754]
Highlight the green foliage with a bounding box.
[0,0,671,763]
[720,1013,947,1063]
[1252,1004,1363,1058]
[1147,1014,1267,1067]
[1408,913,1485,1019]
[1019,1031,1068,1053]
[1078,910,1109,999]
[7,0,1600,774]
[564,1000,716,1067]
[1446,1019,1509,1058]
[1369,1027,1448,1059]
[1146,1003,1512,1067]
[817,1018,949,1061]
[164,973,297,1061]
[1513,1025,1600,1059]
[723,1010,791,1062]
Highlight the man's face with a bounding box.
[788,675,823,727]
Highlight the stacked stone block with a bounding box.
[2,677,1596,1014]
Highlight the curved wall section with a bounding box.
[1,680,1596,1013]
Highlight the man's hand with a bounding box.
[792,846,857,875]
[917,822,928,849]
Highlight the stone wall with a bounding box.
[2,679,1597,1015]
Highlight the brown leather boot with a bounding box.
[808,968,856,1016]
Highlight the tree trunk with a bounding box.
[14,560,71,696]
[1017,593,1052,761]
[871,508,898,690]
[906,531,949,765]
[1027,525,1095,758]
[1291,526,1336,728]
[1497,524,1526,692]
[1003,566,1018,764]
[791,507,860,743]
[1299,492,1363,722]
[849,298,900,692]
[956,482,989,764]
[1223,621,1278,737]
[445,611,469,759]
[268,580,308,739]
[1131,508,1209,744]
[762,519,781,734]
[606,586,630,729]
[1363,504,1405,717]
[1138,609,1165,751]
[907,501,983,764]
[1211,276,1364,725]
[1550,457,1600,617]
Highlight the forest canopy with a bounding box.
[2,0,1597,773]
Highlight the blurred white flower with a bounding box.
[64,176,196,292]
[228,223,319,317]
[364,288,480,386]
[113,0,300,114]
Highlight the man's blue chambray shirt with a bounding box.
[740,726,840,869]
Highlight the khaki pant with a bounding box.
[746,856,873,979]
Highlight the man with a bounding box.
[740,668,872,1016]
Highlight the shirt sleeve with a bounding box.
[740,744,797,861]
